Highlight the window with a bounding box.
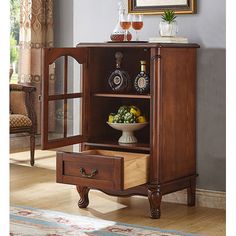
[10,0,20,83]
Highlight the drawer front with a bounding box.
[56,150,149,191]
[57,151,123,190]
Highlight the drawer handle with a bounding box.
[79,168,98,178]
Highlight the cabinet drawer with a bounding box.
[57,149,149,190]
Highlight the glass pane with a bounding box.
[48,100,64,140]
[67,56,82,94]
[49,57,64,95]
[49,56,81,95]
[67,98,82,137]
[48,98,82,141]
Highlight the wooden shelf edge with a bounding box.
[83,141,150,152]
[93,93,151,99]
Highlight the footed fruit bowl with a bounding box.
[107,122,148,144]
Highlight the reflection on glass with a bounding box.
[49,56,82,95]
[48,100,64,140]
[49,57,64,95]
[67,98,82,137]
[48,98,82,141]
[67,56,82,94]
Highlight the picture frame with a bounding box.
[128,0,196,14]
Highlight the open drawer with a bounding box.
[56,149,149,191]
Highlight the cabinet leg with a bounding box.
[30,134,35,166]
[148,185,162,219]
[187,177,196,206]
[76,186,90,208]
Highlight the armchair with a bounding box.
[10,84,36,166]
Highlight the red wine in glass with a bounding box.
[120,22,131,30]
[132,21,143,30]
[132,15,143,41]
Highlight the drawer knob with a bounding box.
[79,168,98,178]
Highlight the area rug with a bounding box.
[10,206,199,236]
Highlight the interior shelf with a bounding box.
[93,93,151,99]
[84,140,150,152]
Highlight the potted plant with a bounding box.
[159,10,178,37]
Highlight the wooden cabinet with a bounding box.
[42,42,199,219]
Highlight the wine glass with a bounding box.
[120,13,131,41]
[132,14,143,41]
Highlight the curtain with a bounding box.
[18,0,54,133]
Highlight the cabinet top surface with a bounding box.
[76,42,200,48]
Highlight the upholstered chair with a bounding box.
[10,84,36,166]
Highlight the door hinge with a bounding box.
[151,55,161,61]
[38,95,42,102]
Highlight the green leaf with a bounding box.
[161,9,177,23]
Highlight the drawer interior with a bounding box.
[82,149,148,158]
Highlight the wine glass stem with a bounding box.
[136,30,139,41]
[124,30,128,41]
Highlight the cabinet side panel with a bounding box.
[160,48,196,183]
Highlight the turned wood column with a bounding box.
[76,186,90,208]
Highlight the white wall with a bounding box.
[73,0,225,48]
[54,0,73,47]
[54,0,226,48]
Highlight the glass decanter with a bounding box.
[110,1,132,41]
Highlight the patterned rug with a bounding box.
[10,206,199,236]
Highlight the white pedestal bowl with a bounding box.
[107,122,148,144]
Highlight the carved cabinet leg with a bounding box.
[148,185,162,219]
[187,177,196,206]
[76,186,90,208]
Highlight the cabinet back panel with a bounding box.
[88,97,150,144]
[88,48,151,94]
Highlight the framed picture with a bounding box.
[128,0,196,14]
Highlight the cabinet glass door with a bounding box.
[42,48,88,149]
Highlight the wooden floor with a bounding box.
[10,149,226,236]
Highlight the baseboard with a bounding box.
[162,188,226,209]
